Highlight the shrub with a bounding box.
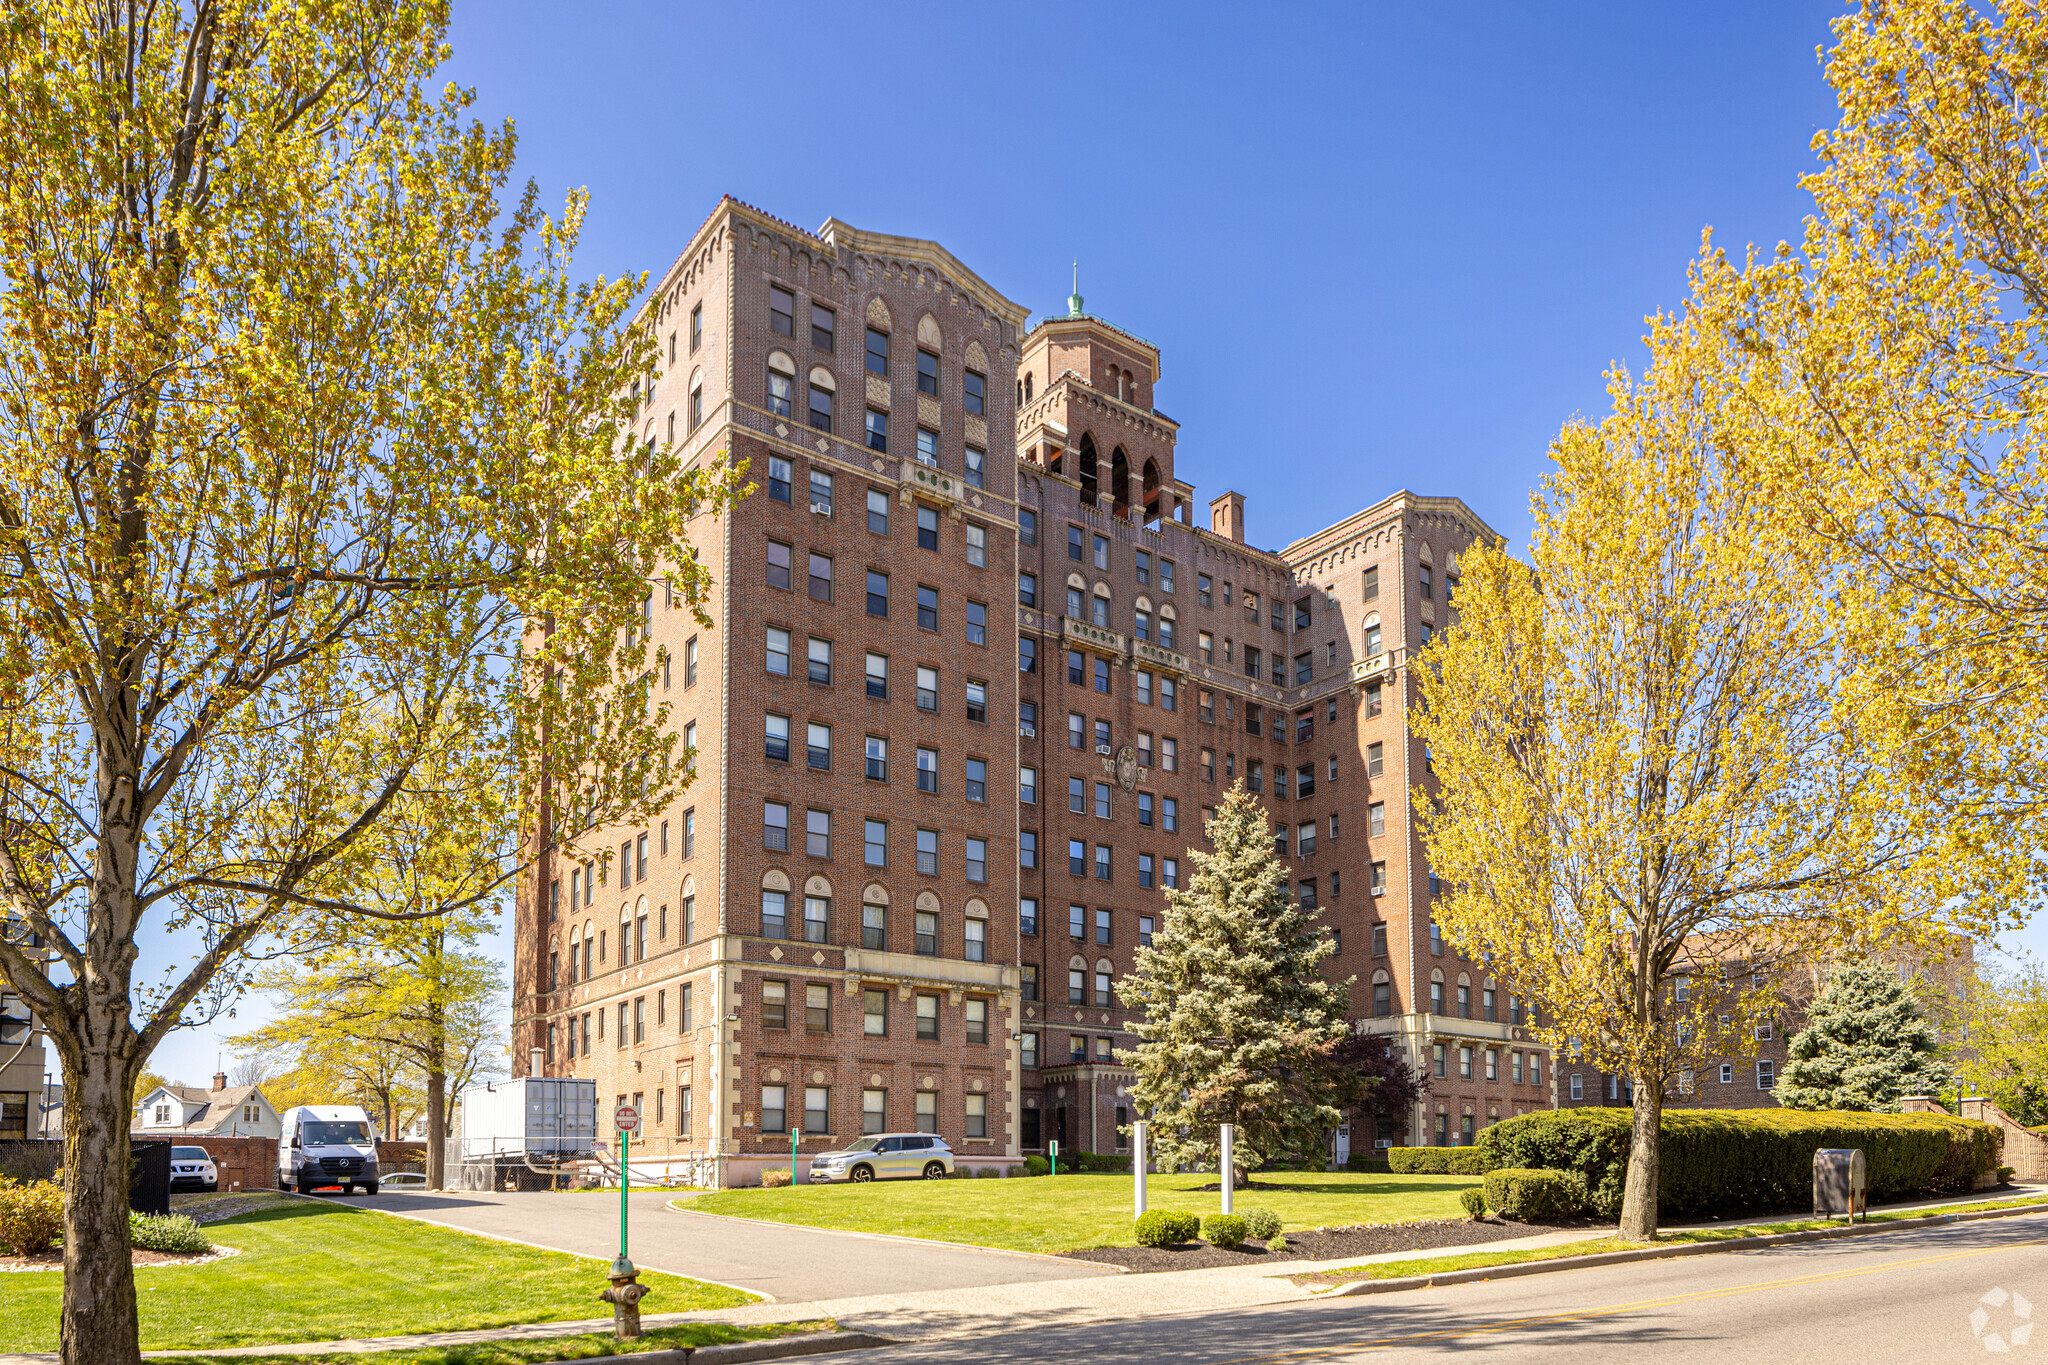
[759,1168,793,1188]
[1134,1209,1200,1248]
[1387,1146,1493,1175]
[976,1166,1002,1178]
[1459,1186,1487,1220]
[2000,1166,2017,1185]
[1267,1232,1289,1253]
[1203,1213,1249,1249]
[1240,1206,1282,1241]
[128,1212,212,1256]
[1482,1167,1582,1221]
[1345,1155,1393,1174]
[1475,1108,2000,1219]
[1024,1155,1049,1177]
[0,1177,65,1255]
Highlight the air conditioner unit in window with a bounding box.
[1018,723,1036,737]
[1375,1139,1393,1149]
[810,497,832,516]
[1096,745,1112,756]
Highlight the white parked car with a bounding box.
[169,1145,218,1193]
[808,1134,954,1183]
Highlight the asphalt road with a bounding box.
[350,1187,1116,1303]
[832,1215,2048,1363]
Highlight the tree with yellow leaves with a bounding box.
[1737,0,2048,825]
[1412,255,2018,1241]
[0,7,735,1364]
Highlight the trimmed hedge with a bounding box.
[1475,1108,2000,1219]
[1483,1167,1583,1221]
[1387,1146,1493,1175]
[1204,1213,1249,1249]
[1345,1155,1393,1174]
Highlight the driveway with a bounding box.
[353,1188,1118,1303]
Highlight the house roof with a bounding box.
[135,1084,274,1134]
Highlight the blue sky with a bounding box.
[131,1,2041,1086]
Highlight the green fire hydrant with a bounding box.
[599,1254,649,1339]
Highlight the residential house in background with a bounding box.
[133,1073,282,1139]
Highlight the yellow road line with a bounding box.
[1214,1236,2045,1362]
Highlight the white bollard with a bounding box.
[1133,1121,1148,1218]
[1219,1123,1234,1215]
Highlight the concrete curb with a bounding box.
[535,1333,893,1365]
[663,1198,1116,1271]
[1322,1199,2048,1297]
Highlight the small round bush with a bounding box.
[759,1168,793,1188]
[1240,1206,1282,1241]
[1460,1187,1487,1221]
[1024,1155,1049,1177]
[0,1178,65,1256]
[976,1165,1002,1178]
[1135,1209,1201,1247]
[128,1212,212,1256]
[1481,1167,1581,1221]
[1268,1232,1289,1254]
[1204,1213,1249,1250]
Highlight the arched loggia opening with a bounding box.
[1110,446,1131,519]
[1142,457,1161,526]
[1078,434,1099,504]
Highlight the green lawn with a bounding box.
[0,1201,758,1354]
[686,1170,1480,1254]
[143,1323,827,1365]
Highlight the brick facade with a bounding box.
[510,197,1541,1182]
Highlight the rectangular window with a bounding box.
[1095,844,1112,881]
[965,446,985,488]
[1094,657,1111,694]
[766,626,791,676]
[858,1088,887,1136]
[1068,524,1084,560]
[865,818,887,866]
[964,369,986,415]
[1135,670,1153,705]
[865,569,889,617]
[862,899,886,949]
[1069,712,1085,748]
[1020,636,1037,675]
[917,746,938,793]
[1093,534,1109,570]
[761,1083,788,1135]
[861,734,887,781]
[1019,572,1038,608]
[1020,766,1038,805]
[1371,861,1387,896]
[1020,508,1037,546]
[1022,965,1040,1005]
[918,666,939,711]
[966,837,988,883]
[864,989,887,1037]
[865,326,889,374]
[808,721,832,770]
[915,1091,938,1134]
[805,808,830,858]
[690,302,703,352]
[810,468,834,516]
[762,980,788,1030]
[765,713,789,762]
[764,802,789,851]
[916,993,940,1040]
[811,302,836,352]
[1138,791,1154,826]
[1138,853,1155,888]
[678,1085,693,1136]
[1069,839,1086,876]
[914,426,939,468]
[866,407,888,452]
[807,636,832,684]
[1069,970,1086,1005]
[767,539,793,591]
[808,552,833,602]
[770,286,794,337]
[867,487,890,535]
[866,651,888,699]
[917,828,939,876]
[806,983,830,1033]
[917,583,938,630]
[809,380,833,431]
[966,678,987,723]
[803,1086,829,1135]
[1367,742,1384,778]
[964,755,987,803]
[1757,1060,1776,1091]
[967,600,987,645]
[965,917,987,962]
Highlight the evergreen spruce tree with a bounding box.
[1777,961,1956,1111]
[1118,783,1352,1184]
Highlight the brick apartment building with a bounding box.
[510,196,1550,1183]
[1557,942,1974,1114]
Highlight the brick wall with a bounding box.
[169,1135,278,1191]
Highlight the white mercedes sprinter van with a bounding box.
[277,1104,380,1195]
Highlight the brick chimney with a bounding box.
[1209,490,1246,544]
[212,1071,227,1092]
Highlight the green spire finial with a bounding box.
[1068,262,1084,318]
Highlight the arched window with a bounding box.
[1092,583,1112,629]
[1143,457,1161,523]
[1110,446,1131,519]
[807,365,835,433]
[1025,373,1034,401]
[687,367,704,432]
[767,351,795,418]
[1429,968,1446,1015]
[1078,434,1099,504]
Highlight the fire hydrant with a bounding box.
[599,1255,649,1339]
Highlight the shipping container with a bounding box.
[457,1077,596,1161]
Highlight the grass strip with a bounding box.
[142,1323,829,1365]
[1297,1191,2048,1286]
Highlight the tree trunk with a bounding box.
[1619,1078,1664,1241]
[426,1065,446,1190]
[62,1046,142,1365]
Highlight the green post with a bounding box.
[792,1126,800,1186]
[1049,1138,1059,1177]
[619,1127,629,1261]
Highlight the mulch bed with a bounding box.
[1062,1217,1589,1273]
[0,1248,227,1272]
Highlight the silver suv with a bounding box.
[808,1133,955,1183]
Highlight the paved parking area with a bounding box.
[354,1187,1119,1303]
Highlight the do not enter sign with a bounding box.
[613,1104,641,1135]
